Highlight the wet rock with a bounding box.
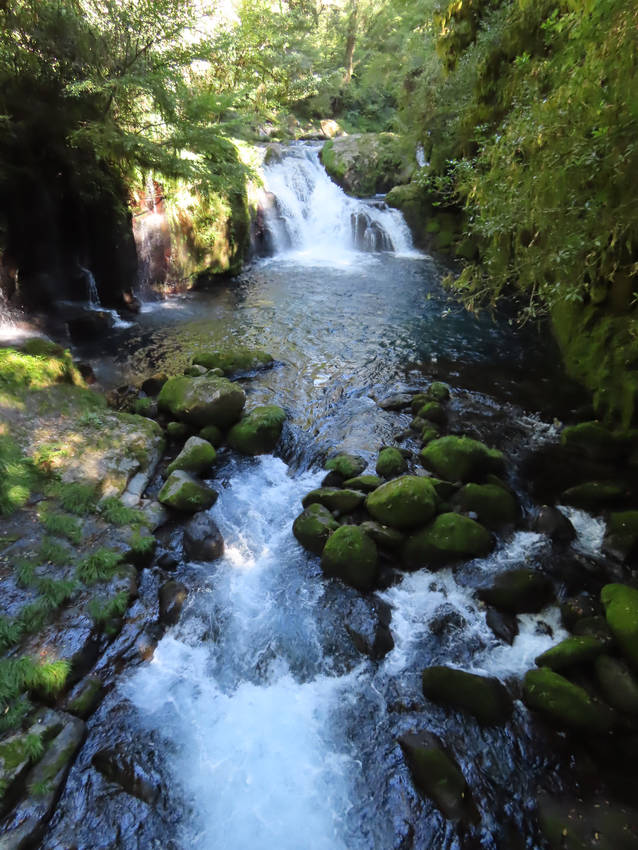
[429,605,467,638]
[453,482,519,529]
[421,665,513,725]
[199,424,224,447]
[538,793,638,850]
[602,511,638,562]
[165,421,191,441]
[321,525,378,591]
[345,596,394,660]
[92,746,159,804]
[366,475,438,530]
[158,580,188,626]
[302,487,365,514]
[403,513,493,569]
[486,607,519,645]
[375,447,408,479]
[601,583,638,668]
[420,425,440,446]
[167,436,216,475]
[227,405,286,455]
[158,375,246,428]
[324,453,367,480]
[419,435,505,482]
[560,480,626,511]
[399,730,478,822]
[416,401,446,425]
[141,499,169,531]
[532,506,576,544]
[523,667,615,732]
[377,393,413,411]
[560,420,624,461]
[293,503,340,555]
[561,595,601,630]
[183,364,208,377]
[158,470,218,512]
[360,520,405,552]
[156,551,180,571]
[427,382,450,402]
[478,569,554,614]
[183,512,224,562]
[535,636,606,671]
[343,474,383,493]
[191,347,273,376]
[595,654,638,714]
[64,676,103,719]
[141,373,168,396]
[572,616,613,645]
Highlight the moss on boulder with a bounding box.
[158,375,246,428]
[523,667,615,733]
[417,401,447,425]
[343,474,383,492]
[166,421,191,441]
[320,525,378,591]
[595,655,638,714]
[427,382,450,402]
[292,503,339,555]
[366,475,438,530]
[227,405,286,455]
[199,425,224,447]
[320,133,413,197]
[302,487,365,514]
[559,420,623,460]
[419,436,505,482]
[158,470,218,512]
[167,436,216,475]
[403,512,492,568]
[478,569,554,614]
[602,511,638,562]
[535,636,606,671]
[454,482,519,529]
[421,666,513,725]
[375,447,408,479]
[360,520,405,551]
[421,426,440,445]
[601,583,638,669]
[192,347,273,376]
[560,481,625,511]
[324,453,367,480]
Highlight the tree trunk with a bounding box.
[343,0,358,84]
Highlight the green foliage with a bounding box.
[39,536,71,566]
[38,507,83,544]
[44,480,99,516]
[0,434,34,516]
[0,657,70,724]
[88,591,129,628]
[76,548,123,583]
[98,497,145,527]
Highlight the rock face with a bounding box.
[419,436,505,482]
[320,526,378,591]
[523,667,615,732]
[192,347,274,376]
[478,569,554,614]
[421,666,513,725]
[560,420,623,460]
[366,475,438,530]
[227,405,286,455]
[167,436,216,475]
[158,375,246,428]
[601,583,638,668]
[158,470,218,512]
[293,503,340,555]
[183,512,224,561]
[403,513,492,568]
[320,133,413,197]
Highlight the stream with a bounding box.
[43,144,598,849]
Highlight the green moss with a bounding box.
[132,397,154,416]
[67,676,103,718]
[560,481,625,510]
[427,382,451,402]
[421,665,513,725]
[560,419,623,460]
[523,667,615,733]
[302,487,365,514]
[420,425,440,445]
[454,482,519,528]
[98,497,146,527]
[320,525,378,590]
[478,569,554,614]
[292,503,340,555]
[375,447,407,479]
[0,434,35,516]
[76,548,123,583]
[417,401,446,425]
[158,375,246,428]
[0,732,43,773]
[419,435,505,482]
[343,474,383,492]
[158,470,218,512]
[403,512,492,568]
[0,346,83,398]
[535,636,606,671]
[366,475,438,530]
[227,405,286,456]
[324,453,367,479]
[192,348,273,376]
[199,425,224,447]
[166,421,191,440]
[38,506,82,544]
[601,583,638,669]
[167,436,217,474]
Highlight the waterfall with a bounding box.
[261,143,417,261]
[80,265,100,306]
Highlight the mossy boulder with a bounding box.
[366,475,438,530]
[560,420,623,461]
[421,425,440,445]
[227,405,286,455]
[560,481,625,511]
[324,453,367,480]
[167,436,216,475]
[320,133,413,196]
[421,666,513,725]
[158,470,218,512]
[376,447,408,479]
[602,511,638,562]
[535,636,606,671]
[595,655,638,714]
[427,382,450,402]
[199,424,223,447]
[478,569,554,614]
[419,436,505,482]
[166,421,191,441]
[410,393,429,413]
[344,474,383,492]
[302,487,365,514]
[292,503,340,555]
[601,583,638,669]
[184,364,208,377]
[538,794,638,850]
[417,401,447,425]
[454,482,519,529]
[158,375,246,428]
[360,520,405,551]
[192,347,273,376]
[403,513,492,568]
[320,525,378,591]
[523,667,615,733]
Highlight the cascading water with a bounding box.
[261,143,417,261]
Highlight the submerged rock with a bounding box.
[601,583,638,668]
[227,405,286,455]
[293,503,340,555]
[366,475,438,530]
[478,569,554,614]
[403,513,492,569]
[523,667,615,733]
[454,482,519,529]
[158,375,246,428]
[320,525,378,591]
[324,453,367,480]
[92,745,159,804]
[486,607,519,645]
[302,487,365,514]
[375,447,408,479]
[345,596,394,660]
[421,665,513,725]
[183,512,224,561]
[419,435,505,482]
[158,470,218,512]
[167,436,216,475]
[192,347,273,376]
[377,392,413,410]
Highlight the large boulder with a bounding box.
[453,482,519,529]
[302,487,365,514]
[601,583,638,668]
[159,580,188,626]
[320,525,378,591]
[535,636,606,671]
[191,347,273,376]
[366,475,438,530]
[421,665,513,725]
[403,513,492,569]
[158,470,218,512]
[167,436,216,475]
[360,520,405,552]
[183,512,224,561]
[320,133,413,197]
[324,453,367,480]
[227,405,286,455]
[595,655,638,714]
[375,447,408,479]
[532,506,576,544]
[602,511,638,562]
[419,436,505,482]
[292,503,339,555]
[344,474,383,493]
[560,481,626,511]
[522,667,615,733]
[538,794,638,850]
[478,569,554,614]
[158,375,246,428]
[560,420,624,461]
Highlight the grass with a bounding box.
[39,536,71,565]
[38,507,83,544]
[98,497,145,527]
[76,548,122,584]
[88,591,129,629]
[0,657,70,713]
[0,433,35,516]
[0,580,77,652]
[44,480,99,516]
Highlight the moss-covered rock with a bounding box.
[158,470,218,512]
[601,583,638,668]
[421,666,513,725]
[184,364,208,378]
[538,794,638,850]
[404,513,492,568]
[192,347,273,376]
[376,447,408,479]
[320,525,378,590]
[343,474,383,493]
[166,421,191,441]
[366,475,438,530]
[535,636,606,671]
[158,375,246,428]
[602,511,638,562]
[560,481,626,511]
[595,655,638,714]
[320,133,413,197]
[324,453,367,480]
[199,424,224,447]
[227,405,286,455]
[360,520,405,551]
[167,436,216,475]
[410,393,429,413]
[559,420,624,460]
[454,482,519,529]
[302,487,365,514]
[417,401,447,425]
[478,569,554,614]
[523,667,615,733]
[427,382,450,402]
[421,425,440,445]
[420,436,505,482]
[292,503,340,555]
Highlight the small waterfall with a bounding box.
[261,144,417,261]
[80,265,100,306]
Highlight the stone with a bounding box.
[533,506,576,544]
[320,132,413,197]
[560,481,626,511]
[184,364,208,377]
[420,425,440,445]
[560,595,601,630]
[159,580,188,626]
[324,453,367,480]
[403,513,492,569]
[454,482,519,529]
[410,393,429,413]
[345,597,394,660]
[377,393,413,410]
[183,512,224,561]
[478,569,554,614]
[158,470,218,512]
[486,608,519,645]
[417,401,447,425]
[158,375,246,428]
[92,745,159,804]
[65,675,103,719]
[522,667,615,732]
[560,420,623,460]
[192,347,273,376]
[292,503,340,555]
[366,475,438,530]
[302,487,365,514]
[535,636,606,671]
[421,665,513,725]
[199,424,224,447]
[343,474,383,493]
[227,405,286,455]
[167,436,216,475]
[595,654,638,714]
[538,794,638,850]
[375,447,408,479]
[601,583,638,669]
[427,382,450,402]
[360,520,405,551]
[166,421,191,441]
[320,526,378,591]
[398,731,477,822]
[419,436,505,482]
[141,373,168,396]
[157,552,180,571]
[602,511,638,562]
